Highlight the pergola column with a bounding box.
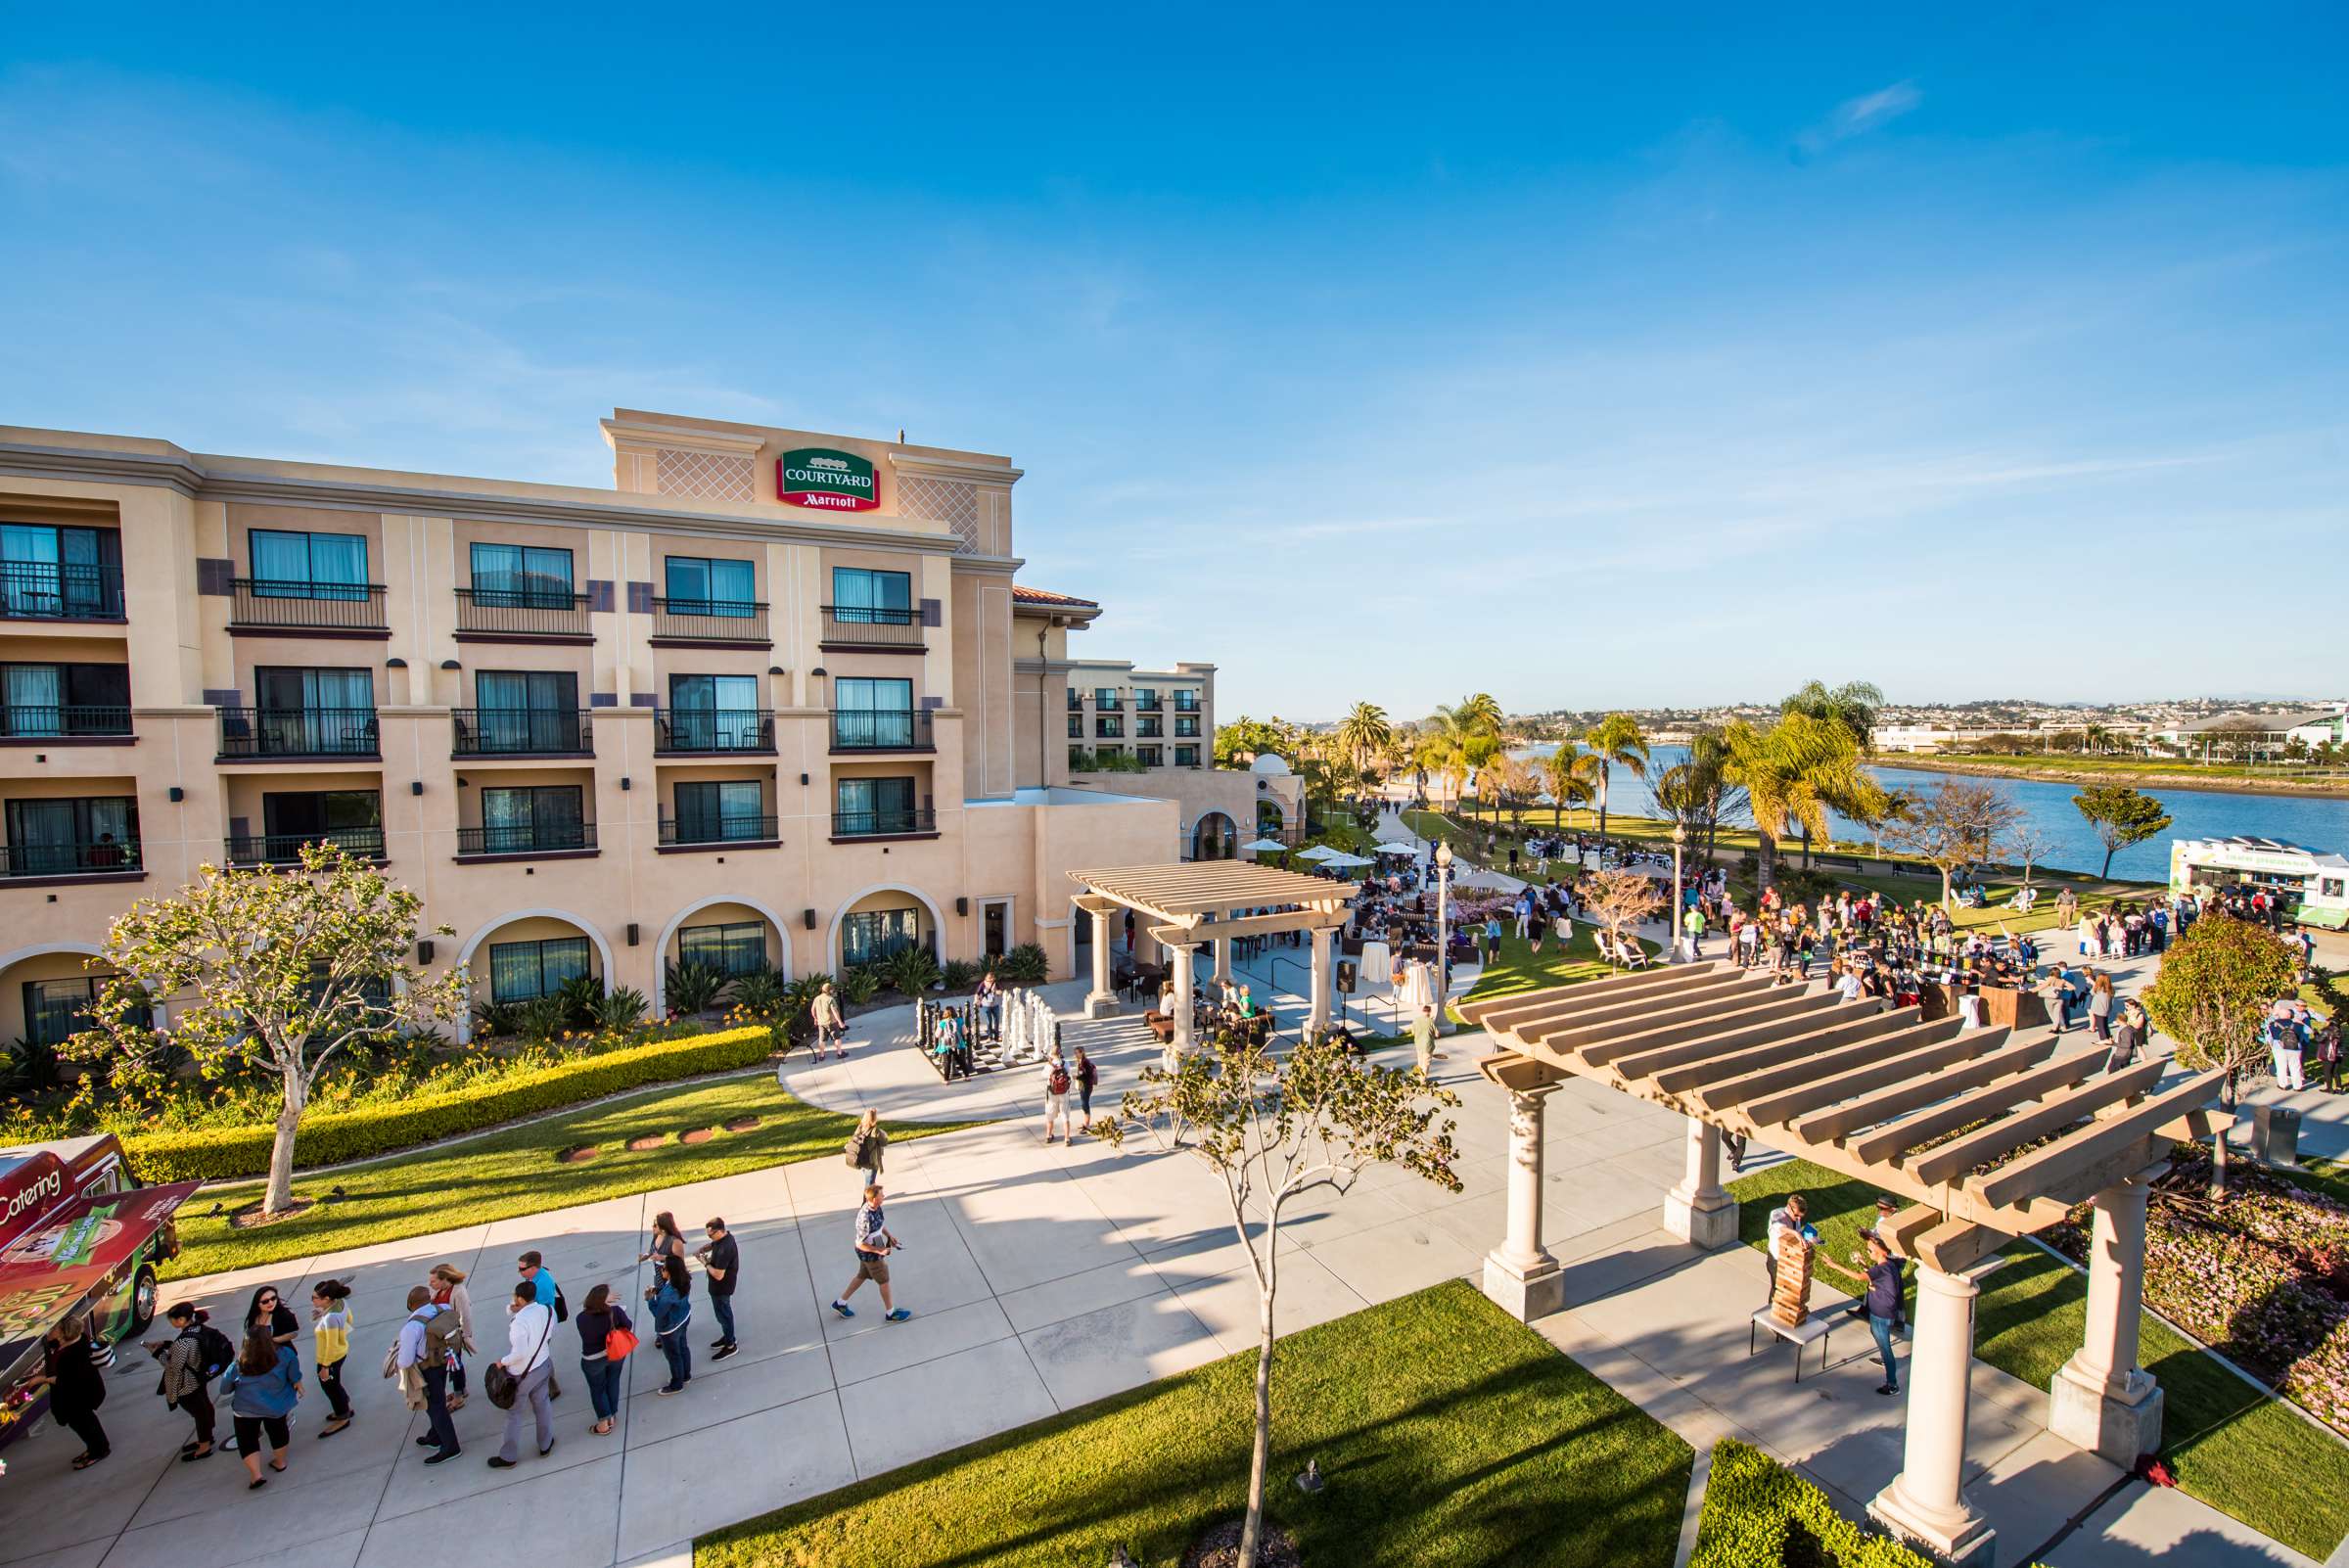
[2049,1178,2163,1465]
[1214,937,1231,983]
[1869,1264,1997,1568]
[1663,1115,1738,1249]
[1307,926,1333,1038]
[1483,1086,1563,1321]
[1084,906,1118,1021]
[1170,942,1196,1062]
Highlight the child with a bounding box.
[310,1280,354,1437]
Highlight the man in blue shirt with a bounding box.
[516,1252,564,1400]
[830,1185,912,1322]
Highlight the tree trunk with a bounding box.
[1940,865,1954,914]
[2210,1078,2236,1197]
[1800,823,1813,869]
[1241,1233,1278,1568]
[2100,841,2116,880]
[1756,831,1777,892]
[1596,774,1609,842]
[265,1070,306,1216]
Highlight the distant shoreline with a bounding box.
[1872,756,2349,801]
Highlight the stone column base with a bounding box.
[1868,1482,1998,1568]
[2049,1360,2163,1467]
[1664,1185,1739,1250]
[1083,991,1119,1021]
[1482,1251,1564,1322]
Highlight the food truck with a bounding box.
[2169,836,2349,931]
[0,1135,199,1448]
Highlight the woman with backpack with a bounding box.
[575,1283,634,1437]
[1040,1046,1073,1144]
[428,1264,478,1410]
[309,1279,354,1437]
[645,1255,693,1396]
[847,1107,888,1189]
[1074,1046,1100,1133]
[146,1302,227,1461]
[218,1325,301,1490]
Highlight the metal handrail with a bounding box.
[454,821,597,856]
[228,578,388,630]
[828,708,934,751]
[0,839,142,877]
[223,828,387,865]
[820,606,924,647]
[831,807,939,838]
[0,561,124,621]
[454,587,591,637]
[654,708,775,754]
[651,598,769,641]
[450,708,593,756]
[0,705,132,738]
[658,813,779,846]
[215,707,380,758]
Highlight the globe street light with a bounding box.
[1671,822,1689,962]
[1434,839,1454,1035]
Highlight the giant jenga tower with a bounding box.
[1772,1231,1814,1326]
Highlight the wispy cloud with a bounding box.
[1794,80,1921,159]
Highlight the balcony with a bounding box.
[454,821,598,860]
[0,562,124,623]
[0,838,143,880]
[1094,697,1126,712]
[1172,696,1202,714]
[829,708,933,754]
[451,709,593,758]
[654,709,775,755]
[1134,696,1164,713]
[830,806,940,842]
[819,605,924,653]
[454,587,591,642]
[216,707,380,760]
[0,706,132,742]
[223,827,388,866]
[651,598,769,646]
[658,813,779,850]
[228,579,389,636]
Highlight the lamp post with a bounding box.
[1671,822,1688,963]
[1434,839,1454,1034]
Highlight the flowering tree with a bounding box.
[1099,1031,1460,1568]
[71,844,465,1217]
[1586,867,1663,968]
[2142,914,2299,1194]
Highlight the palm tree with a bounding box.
[1580,713,1650,841]
[1433,692,1503,740]
[1415,734,1465,807]
[1778,680,1884,864]
[1723,715,1888,891]
[2083,722,2113,756]
[1543,741,1594,831]
[1336,702,1392,775]
[1653,727,1744,866]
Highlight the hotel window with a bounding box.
[479,785,585,853]
[1066,714,1082,739]
[1174,745,1201,767]
[842,906,923,965]
[1094,687,1120,708]
[666,555,757,617]
[677,921,768,976]
[1172,690,1201,712]
[1135,715,1163,738]
[1,523,124,619]
[1134,687,1160,712]
[1095,715,1124,739]
[2,662,129,736]
[1094,744,1124,761]
[1137,746,1164,767]
[668,672,764,750]
[261,789,382,850]
[470,543,575,608]
[830,567,913,624]
[486,936,592,1003]
[5,796,138,874]
[1174,715,1201,738]
[672,779,766,840]
[479,669,578,711]
[21,976,144,1048]
[836,776,917,835]
[1068,744,1087,769]
[250,529,370,599]
[1066,688,1083,711]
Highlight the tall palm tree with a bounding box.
[1723,715,1888,891]
[1433,692,1503,739]
[1415,733,1465,807]
[1653,727,1744,865]
[1777,680,1884,864]
[1543,740,1594,831]
[1336,702,1392,774]
[1580,713,1650,841]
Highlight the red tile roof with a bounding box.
[1012,585,1099,609]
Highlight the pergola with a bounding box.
[1457,961,2223,1568]
[1067,862,1358,1044]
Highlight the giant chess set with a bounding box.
[914,989,1062,1079]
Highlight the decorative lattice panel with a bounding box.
[657,447,756,503]
[898,475,981,551]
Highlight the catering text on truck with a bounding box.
[2169,835,2349,931]
[0,1135,198,1448]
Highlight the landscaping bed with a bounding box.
[695,1279,1692,1568]
[1689,1438,1940,1567]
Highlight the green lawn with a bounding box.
[1728,1160,2349,1561]
[165,1077,963,1280]
[1911,752,2349,792]
[1451,924,1648,1022]
[696,1279,1692,1568]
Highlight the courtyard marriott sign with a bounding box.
[778,448,879,511]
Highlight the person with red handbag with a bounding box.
[574,1284,635,1437]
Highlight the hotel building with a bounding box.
[0,411,1294,1042]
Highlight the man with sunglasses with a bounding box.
[516,1253,565,1400]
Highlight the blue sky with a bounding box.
[4,5,2344,720]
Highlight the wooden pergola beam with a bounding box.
[1843,1048,2098,1167]
[1145,909,1352,945]
[1648,1001,1898,1096]
[1475,1049,1567,1093]
[1789,1034,2056,1146]
[1514,977,1773,1054]
[1735,1019,1978,1129]
[1905,1058,2166,1187]
[1460,962,1727,1031]
[1966,1071,2225,1209]
[1696,1017,1970,1113]
[1589,990,1841,1074]
[1915,1218,2011,1274]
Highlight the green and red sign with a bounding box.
[778,448,879,511]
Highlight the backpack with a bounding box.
[421,1305,465,1364]
[1048,1062,1071,1096]
[192,1323,237,1382]
[844,1130,868,1170]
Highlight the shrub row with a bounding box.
[123,1026,776,1183]
[1691,1439,1939,1568]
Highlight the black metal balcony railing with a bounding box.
[228,578,389,631]
[1094,697,1126,712]
[654,709,774,754]
[0,705,133,739]
[651,598,769,642]
[1173,696,1202,713]
[454,821,597,857]
[1067,692,1083,711]
[819,605,924,648]
[0,839,143,878]
[658,813,778,847]
[216,707,380,759]
[1174,721,1202,738]
[831,806,939,839]
[455,586,591,638]
[829,708,933,752]
[1135,720,1164,739]
[223,827,387,866]
[0,561,125,622]
[450,708,593,757]
[1134,697,1164,713]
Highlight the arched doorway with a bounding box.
[1191,811,1238,861]
[1256,799,1287,836]
[455,909,612,1040]
[0,942,119,1049]
[828,885,947,971]
[652,896,793,1015]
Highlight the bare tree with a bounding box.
[2006,822,2061,890]
[1882,780,2024,912]
[1586,867,1664,967]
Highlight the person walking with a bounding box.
[27,1314,110,1469]
[2270,1001,2307,1091]
[641,1212,688,1269]
[2037,965,2073,1033]
[831,1183,911,1322]
[1074,1046,1101,1132]
[646,1254,694,1396]
[428,1264,478,1409]
[392,1285,463,1463]
[1862,1233,1904,1396]
[219,1326,300,1490]
[145,1302,222,1462]
[1040,1044,1074,1144]
[487,1278,556,1469]
[847,1107,888,1190]
[813,980,847,1060]
[2086,971,2115,1044]
[2108,998,2149,1073]
[1412,1004,1440,1075]
[574,1283,633,1437]
[517,1252,565,1401]
[975,971,1002,1042]
[699,1218,741,1360]
[308,1279,355,1437]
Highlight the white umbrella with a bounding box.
[1297,844,1344,861]
[1320,852,1377,868]
[1240,837,1289,853]
[1373,841,1419,856]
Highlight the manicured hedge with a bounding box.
[124,1027,775,1182]
[1691,1439,1939,1568]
